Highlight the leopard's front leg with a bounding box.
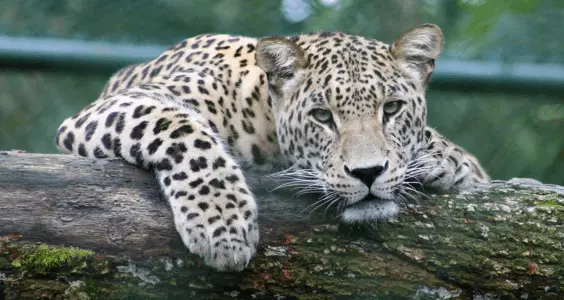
[56,86,259,271]
[412,127,490,192]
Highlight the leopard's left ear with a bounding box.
[255,37,307,96]
[391,24,443,83]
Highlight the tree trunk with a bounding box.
[0,150,562,299]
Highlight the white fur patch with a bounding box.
[341,200,399,223]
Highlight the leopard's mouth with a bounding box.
[345,193,395,208]
[361,194,393,202]
[340,195,399,223]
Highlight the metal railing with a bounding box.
[2,35,564,95]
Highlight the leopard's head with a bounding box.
[256,24,443,222]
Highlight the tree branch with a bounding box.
[0,151,562,299]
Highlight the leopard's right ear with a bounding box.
[255,37,307,76]
[255,37,307,97]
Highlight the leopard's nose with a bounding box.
[344,161,389,187]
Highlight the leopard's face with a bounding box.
[256,25,443,222]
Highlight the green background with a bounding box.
[1,0,563,184]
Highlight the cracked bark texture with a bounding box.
[0,151,562,299]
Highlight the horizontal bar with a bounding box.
[1,35,563,94]
[0,35,165,72]
[434,60,564,95]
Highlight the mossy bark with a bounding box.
[0,151,562,299]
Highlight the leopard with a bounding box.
[55,24,489,272]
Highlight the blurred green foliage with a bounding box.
[0,0,563,184]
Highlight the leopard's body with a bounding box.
[55,24,489,271]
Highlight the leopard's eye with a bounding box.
[383,101,402,116]
[310,108,333,124]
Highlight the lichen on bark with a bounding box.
[370,179,564,299]
[0,226,463,299]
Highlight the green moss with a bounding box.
[534,199,564,208]
[11,244,93,274]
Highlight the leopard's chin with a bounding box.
[340,196,399,223]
